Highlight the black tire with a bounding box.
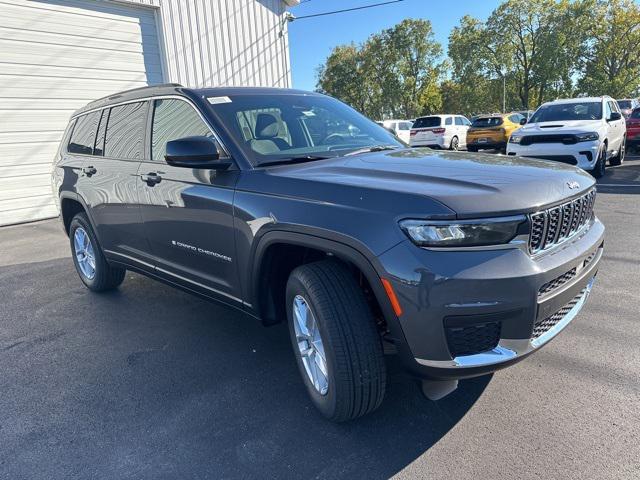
[467,146,478,152]
[69,213,125,292]
[609,136,625,166]
[450,136,459,151]
[286,260,386,422]
[591,144,606,178]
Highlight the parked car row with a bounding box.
[379,94,632,179]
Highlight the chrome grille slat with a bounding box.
[528,190,596,254]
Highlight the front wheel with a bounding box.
[591,145,606,178]
[69,213,126,291]
[609,136,625,166]
[467,146,478,152]
[449,136,459,151]
[286,260,386,422]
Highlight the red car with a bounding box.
[626,107,640,149]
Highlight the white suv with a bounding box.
[381,119,414,144]
[410,115,471,150]
[507,96,626,177]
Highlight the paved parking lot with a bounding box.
[1,157,639,479]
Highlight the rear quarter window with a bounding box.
[68,111,101,155]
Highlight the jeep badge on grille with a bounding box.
[567,181,580,189]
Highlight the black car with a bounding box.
[53,85,604,421]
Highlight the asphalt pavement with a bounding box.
[1,157,639,479]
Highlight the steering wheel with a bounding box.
[323,133,345,145]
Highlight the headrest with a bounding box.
[255,113,280,139]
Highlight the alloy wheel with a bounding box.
[293,295,329,395]
[73,227,96,280]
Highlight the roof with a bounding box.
[541,96,611,106]
[72,84,320,117]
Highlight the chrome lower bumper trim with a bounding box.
[415,277,594,369]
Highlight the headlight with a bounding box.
[509,135,522,144]
[399,216,526,248]
[576,132,599,142]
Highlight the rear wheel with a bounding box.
[591,145,606,178]
[286,260,386,422]
[609,136,626,166]
[450,136,459,151]
[467,146,478,152]
[69,213,125,291]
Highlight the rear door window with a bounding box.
[68,111,101,155]
[413,117,441,128]
[104,102,147,160]
[445,117,453,126]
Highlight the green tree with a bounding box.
[448,1,592,111]
[316,19,444,119]
[578,0,640,97]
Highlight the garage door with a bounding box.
[0,0,164,226]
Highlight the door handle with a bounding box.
[82,166,97,176]
[141,172,162,186]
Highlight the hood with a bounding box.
[264,148,595,218]
[519,120,600,133]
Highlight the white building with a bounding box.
[0,0,298,226]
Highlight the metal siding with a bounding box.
[0,0,291,226]
[129,0,291,88]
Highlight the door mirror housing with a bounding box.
[608,111,622,122]
[519,118,527,125]
[165,136,231,169]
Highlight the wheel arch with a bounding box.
[59,193,96,236]
[249,231,396,329]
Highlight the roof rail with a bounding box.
[87,83,184,106]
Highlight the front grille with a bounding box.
[533,287,586,339]
[520,134,577,146]
[538,248,599,298]
[538,268,577,297]
[524,155,577,165]
[445,321,501,357]
[529,189,596,254]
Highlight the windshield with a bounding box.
[206,93,403,166]
[413,117,441,128]
[630,108,640,119]
[529,102,602,123]
[471,117,503,128]
[617,100,632,110]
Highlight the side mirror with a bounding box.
[165,136,231,169]
[519,118,527,125]
[609,111,622,122]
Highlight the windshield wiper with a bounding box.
[258,155,333,168]
[343,145,400,157]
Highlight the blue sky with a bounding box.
[287,0,502,91]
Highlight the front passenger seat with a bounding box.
[250,113,290,154]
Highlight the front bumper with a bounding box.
[376,217,604,380]
[506,141,599,170]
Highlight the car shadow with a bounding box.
[597,155,640,194]
[0,258,491,479]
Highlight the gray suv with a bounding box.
[53,85,604,422]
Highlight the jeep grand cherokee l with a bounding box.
[52,85,604,422]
